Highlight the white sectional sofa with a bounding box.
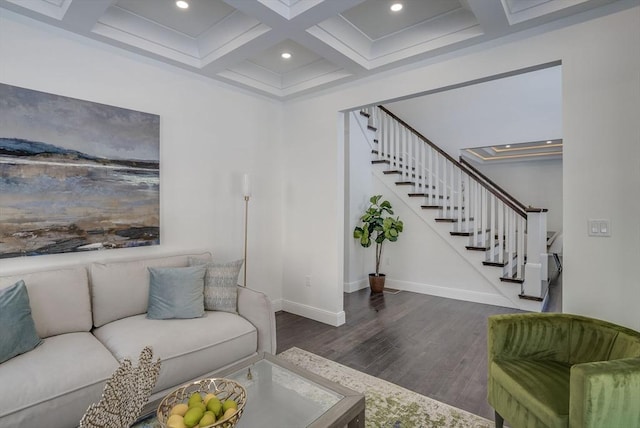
[0,252,276,428]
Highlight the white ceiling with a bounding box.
[0,0,630,99]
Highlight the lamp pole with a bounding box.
[242,174,251,287]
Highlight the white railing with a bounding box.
[359,106,547,299]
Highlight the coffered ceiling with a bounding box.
[0,0,629,99]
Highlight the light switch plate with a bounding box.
[588,219,611,237]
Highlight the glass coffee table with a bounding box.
[140,353,364,428]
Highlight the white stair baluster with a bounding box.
[498,202,504,264]
[457,168,463,224]
[489,194,496,259]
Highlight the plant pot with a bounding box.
[368,273,386,293]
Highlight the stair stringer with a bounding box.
[371,155,544,312]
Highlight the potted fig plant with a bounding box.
[353,195,404,293]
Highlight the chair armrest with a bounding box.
[570,358,640,428]
[237,286,276,354]
[488,313,570,362]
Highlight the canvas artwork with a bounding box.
[0,83,160,259]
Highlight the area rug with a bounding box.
[133,347,491,428]
[279,347,491,428]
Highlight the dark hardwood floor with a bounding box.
[276,264,563,422]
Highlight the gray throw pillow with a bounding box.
[147,265,206,320]
[0,280,42,363]
[189,258,243,313]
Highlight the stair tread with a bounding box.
[501,276,524,284]
[518,293,544,302]
[359,111,370,118]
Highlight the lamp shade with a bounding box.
[242,174,251,197]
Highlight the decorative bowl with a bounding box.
[157,378,247,428]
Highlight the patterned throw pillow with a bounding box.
[189,258,243,313]
[0,280,42,363]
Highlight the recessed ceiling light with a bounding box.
[390,3,403,12]
[281,52,292,59]
[505,145,511,148]
[546,140,552,144]
[176,1,189,9]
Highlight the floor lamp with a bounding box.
[242,174,251,287]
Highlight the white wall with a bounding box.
[0,10,284,304]
[384,66,562,151]
[475,160,563,233]
[282,4,640,330]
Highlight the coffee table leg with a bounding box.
[347,408,365,428]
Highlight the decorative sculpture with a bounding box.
[79,346,161,428]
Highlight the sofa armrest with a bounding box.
[488,313,570,363]
[570,358,640,428]
[237,286,276,354]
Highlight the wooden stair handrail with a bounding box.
[378,105,528,219]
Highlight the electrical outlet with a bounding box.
[305,275,312,287]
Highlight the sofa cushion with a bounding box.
[90,252,211,327]
[0,332,118,428]
[147,265,206,319]
[0,280,42,363]
[93,311,257,393]
[491,359,571,428]
[0,267,92,338]
[189,258,243,313]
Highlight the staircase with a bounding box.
[355,105,549,311]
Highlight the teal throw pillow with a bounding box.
[147,265,206,320]
[0,280,42,363]
[189,258,243,313]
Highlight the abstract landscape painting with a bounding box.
[0,83,159,259]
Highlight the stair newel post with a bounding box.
[523,209,548,298]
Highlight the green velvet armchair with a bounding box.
[488,313,640,428]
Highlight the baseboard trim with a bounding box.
[282,300,346,326]
[385,278,516,309]
[344,279,368,293]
